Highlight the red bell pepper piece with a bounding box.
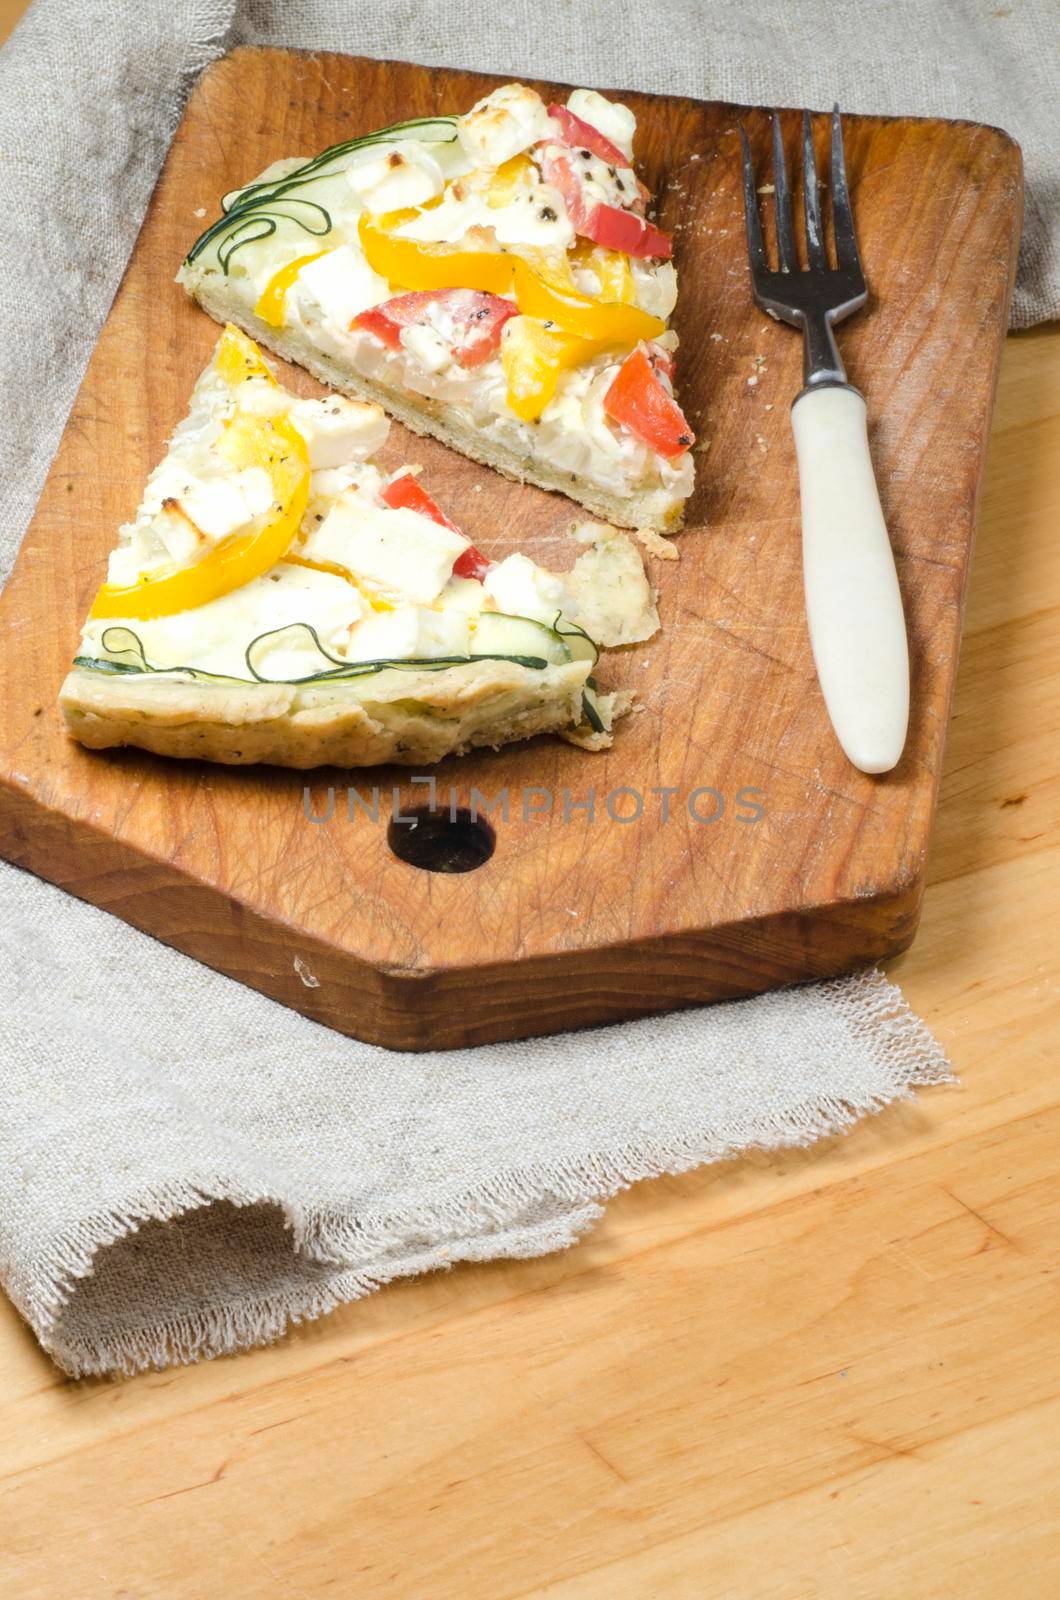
[352,289,518,369]
[584,204,672,260]
[538,149,671,261]
[603,347,694,458]
[547,104,630,168]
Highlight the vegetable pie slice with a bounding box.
[178,83,695,533]
[60,327,659,768]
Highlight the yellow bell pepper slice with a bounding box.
[358,213,515,295]
[284,552,395,612]
[359,210,657,342]
[511,256,662,344]
[571,241,635,304]
[486,154,536,208]
[501,316,609,422]
[214,322,276,386]
[514,246,580,293]
[213,411,301,488]
[254,250,333,328]
[90,416,309,621]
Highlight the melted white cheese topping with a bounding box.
[344,140,446,213]
[544,142,639,210]
[346,605,472,664]
[391,180,574,250]
[83,563,368,681]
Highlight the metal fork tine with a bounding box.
[742,105,866,340]
[830,104,862,274]
[738,125,767,280]
[772,113,796,272]
[802,110,826,271]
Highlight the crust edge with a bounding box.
[59,658,592,768]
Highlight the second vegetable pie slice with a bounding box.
[178,83,695,532]
[60,327,659,768]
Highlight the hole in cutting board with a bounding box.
[387,807,496,874]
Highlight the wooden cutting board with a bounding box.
[0,49,1021,1050]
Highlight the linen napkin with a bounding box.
[3,0,1050,1377]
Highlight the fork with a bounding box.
[739,109,909,775]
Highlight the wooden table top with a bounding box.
[0,0,22,42]
[0,321,1056,1596]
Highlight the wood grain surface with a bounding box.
[0,50,1023,1050]
[0,322,1057,1599]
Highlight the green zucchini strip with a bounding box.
[185,116,459,273]
[71,615,596,688]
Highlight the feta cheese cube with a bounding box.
[483,552,572,623]
[307,491,470,604]
[288,395,390,468]
[566,90,636,160]
[400,322,453,374]
[172,464,275,544]
[345,141,445,212]
[458,84,552,168]
[291,243,390,332]
[491,183,575,249]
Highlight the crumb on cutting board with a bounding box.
[633,526,680,561]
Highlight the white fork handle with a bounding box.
[790,385,909,774]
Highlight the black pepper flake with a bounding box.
[579,149,591,160]
[539,206,557,222]
[678,434,692,446]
